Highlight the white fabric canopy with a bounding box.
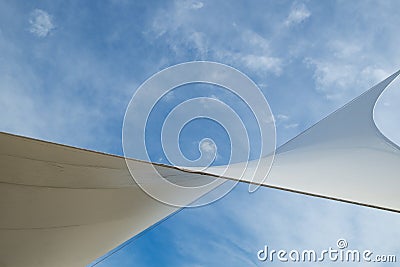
[0,71,399,266]
[196,70,400,212]
[0,132,221,267]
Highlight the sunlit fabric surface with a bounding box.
[0,71,399,267]
[197,70,400,212]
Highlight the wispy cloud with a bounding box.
[284,123,299,129]
[300,2,400,105]
[185,0,204,10]
[29,9,55,37]
[284,2,311,26]
[147,1,283,76]
[200,139,216,154]
[276,114,289,121]
[241,55,282,76]
[305,53,390,101]
[276,114,297,130]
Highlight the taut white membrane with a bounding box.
[0,71,399,266]
[0,132,224,267]
[195,69,400,211]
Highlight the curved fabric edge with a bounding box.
[193,69,400,212]
[0,132,222,267]
[1,70,399,267]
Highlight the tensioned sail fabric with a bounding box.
[0,132,220,267]
[0,71,399,266]
[197,70,400,212]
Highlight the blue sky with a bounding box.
[1,0,400,266]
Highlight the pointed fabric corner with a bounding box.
[199,70,400,212]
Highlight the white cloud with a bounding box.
[29,9,55,37]
[228,30,283,75]
[147,2,283,76]
[0,5,135,152]
[187,31,208,57]
[277,114,289,121]
[284,123,299,129]
[213,30,283,76]
[241,55,282,76]
[284,3,311,26]
[360,66,389,83]
[300,2,400,106]
[200,139,216,154]
[187,0,204,10]
[305,58,358,100]
[329,40,362,59]
[305,57,390,101]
